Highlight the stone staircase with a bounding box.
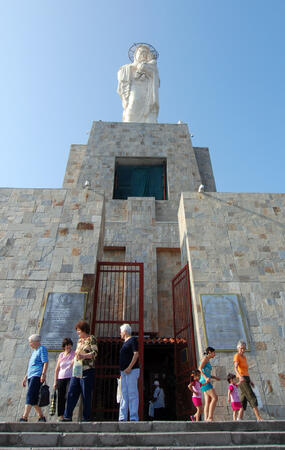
[0,420,285,449]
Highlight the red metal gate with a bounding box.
[91,262,144,421]
[172,263,196,420]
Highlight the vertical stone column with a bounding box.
[125,197,158,333]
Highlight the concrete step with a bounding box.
[5,445,285,450]
[1,420,285,432]
[2,431,285,447]
[6,447,285,450]
[0,421,285,448]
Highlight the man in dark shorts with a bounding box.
[20,334,48,422]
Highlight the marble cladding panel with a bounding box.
[0,188,104,281]
[103,247,126,262]
[105,200,128,222]
[155,200,180,222]
[179,192,285,420]
[193,147,217,192]
[156,248,181,337]
[62,145,87,188]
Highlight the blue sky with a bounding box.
[0,0,284,193]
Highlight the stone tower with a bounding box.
[63,121,216,335]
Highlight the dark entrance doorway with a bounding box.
[113,157,168,200]
[172,263,197,420]
[144,339,176,420]
[91,262,144,421]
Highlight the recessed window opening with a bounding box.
[113,157,167,200]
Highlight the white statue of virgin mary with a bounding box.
[117,43,160,123]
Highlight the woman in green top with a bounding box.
[61,320,98,422]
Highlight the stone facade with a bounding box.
[178,192,285,419]
[0,120,284,421]
[0,187,104,421]
[62,121,215,333]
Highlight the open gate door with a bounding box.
[91,262,144,421]
[172,263,197,420]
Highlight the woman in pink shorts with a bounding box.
[188,369,207,421]
[227,373,242,420]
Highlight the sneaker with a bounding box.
[38,416,46,422]
[59,417,72,422]
[19,417,28,422]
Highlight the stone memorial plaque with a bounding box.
[39,292,87,351]
[200,294,249,351]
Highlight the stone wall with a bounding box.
[63,145,87,188]
[0,187,104,421]
[156,248,181,337]
[104,197,180,333]
[193,147,216,192]
[66,121,213,334]
[178,191,285,419]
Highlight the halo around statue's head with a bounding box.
[128,43,159,62]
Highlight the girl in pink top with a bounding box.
[227,373,242,420]
[53,338,75,419]
[188,369,207,421]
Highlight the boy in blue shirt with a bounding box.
[20,334,48,422]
